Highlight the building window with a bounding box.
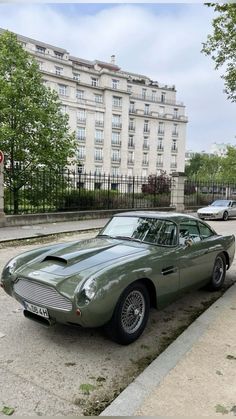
[36,45,45,54]
[112,96,122,107]
[127,168,133,177]
[95,148,103,161]
[95,129,104,143]
[94,94,103,103]
[159,106,165,115]
[158,122,164,135]
[78,145,86,160]
[58,84,67,96]
[111,149,121,162]
[144,104,150,115]
[161,92,166,103]
[91,77,99,87]
[128,135,135,148]
[95,166,103,175]
[174,108,178,118]
[157,154,163,166]
[143,137,149,150]
[129,102,135,113]
[76,89,84,100]
[112,114,121,128]
[171,155,177,168]
[142,168,148,177]
[152,90,157,101]
[77,127,86,141]
[144,120,149,133]
[112,166,120,176]
[128,151,134,164]
[95,112,104,126]
[77,109,86,123]
[112,131,121,145]
[127,85,132,93]
[143,152,149,165]
[55,66,63,75]
[157,137,163,150]
[112,79,119,89]
[54,51,63,59]
[173,123,178,136]
[73,72,80,81]
[129,118,135,131]
[142,88,147,99]
[172,139,177,151]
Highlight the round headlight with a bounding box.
[77,277,97,306]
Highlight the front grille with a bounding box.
[14,278,72,312]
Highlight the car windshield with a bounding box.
[99,216,177,246]
[211,200,230,207]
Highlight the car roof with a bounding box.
[114,211,199,223]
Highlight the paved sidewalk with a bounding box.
[102,283,236,416]
[0,218,109,242]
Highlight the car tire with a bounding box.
[223,211,229,221]
[105,281,150,345]
[207,253,226,291]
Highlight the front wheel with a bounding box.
[105,282,150,345]
[223,211,229,221]
[207,253,226,291]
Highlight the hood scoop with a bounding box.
[43,255,67,264]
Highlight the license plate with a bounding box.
[24,301,49,319]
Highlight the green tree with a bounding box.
[221,146,236,182]
[186,153,222,181]
[202,3,236,102]
[0,31,76,213]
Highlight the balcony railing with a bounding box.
[129,124,135,131]
[111,141,122,147]
[127,158,134,165]
[128,142,135,149]
[77,118,86,124]
[171,163,177,168]
[129,107,136,113]
[95,120,104,127]
[143,128,150,133]
[157,145,164,151]
[130,93,184,107]
[112,122,122,129]
[172,132,179,137]
[158,130,165,135]
[94,156,103,162]
[77,136,86,142]
[95,138,104,144]
[142,161,149,166]
[156,162,163,167]
[171,146,178,152]
[143,144,150,150]
[111,157,121,163]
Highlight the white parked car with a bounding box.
[197,200,236,221]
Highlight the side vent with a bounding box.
[43,255,67,264]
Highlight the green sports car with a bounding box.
[1,212,235,344]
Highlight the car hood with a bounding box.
[17,237,146,280]
[198,206,226,213]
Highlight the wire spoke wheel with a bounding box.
[121,290,146,334]
[213,256,224,285]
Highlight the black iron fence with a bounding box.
[4,168,172,215]
[184,179,236,208]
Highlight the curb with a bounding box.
[100,283,235,416]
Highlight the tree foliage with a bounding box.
[202,3,236,102]
[185,147,236,182]
[0,31,76,213]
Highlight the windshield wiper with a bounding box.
[113,235,142,243]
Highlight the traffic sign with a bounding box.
[0,151,4,165]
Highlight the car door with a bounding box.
[229,201,236,217]
[177,220,217,292]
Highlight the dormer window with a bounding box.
[54,51,63,59]
[36,45,46,55]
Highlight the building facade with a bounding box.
[2,29,188,176]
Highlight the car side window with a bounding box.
[198,222,214,239]
[179,221,201,245]
[232,202,236,208]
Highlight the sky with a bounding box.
[0,2,235,152]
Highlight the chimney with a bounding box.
[111,54,116,64]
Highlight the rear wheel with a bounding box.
[223,211,229,221]
[207,253,226,291]
[105,281,150,345]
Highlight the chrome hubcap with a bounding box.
[213,257,224,285]
[121,290,145,334]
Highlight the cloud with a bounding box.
[0,3,235,151]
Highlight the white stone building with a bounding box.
[1,29,188,176]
